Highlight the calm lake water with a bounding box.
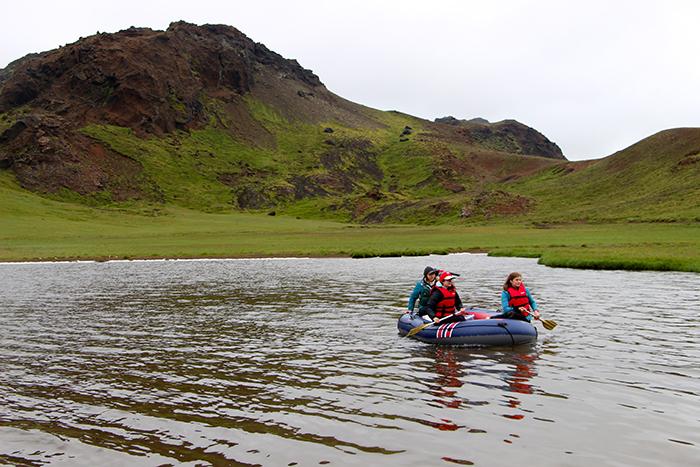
[0,254,698,466]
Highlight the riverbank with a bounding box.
[2,200,698,271]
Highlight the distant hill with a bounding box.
[0,22,698,224]
[506,127,700,223]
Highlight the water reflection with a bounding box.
[506,353,537,396]
[414,346,541,431]
[430,348,465,409]
[422,347,466,431]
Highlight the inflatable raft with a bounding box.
[398,308,537,346]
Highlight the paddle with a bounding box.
[494,307,557,330]
[519,307,557,330]
[536,315,557,330]
[405,312,463,338]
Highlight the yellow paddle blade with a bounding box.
[405,321,432,337]
[540,318,557,330]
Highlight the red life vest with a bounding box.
[507,284,531,313]
[434,286,457,318]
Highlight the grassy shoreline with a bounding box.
[2,204,698,272]
[2,172,698,272]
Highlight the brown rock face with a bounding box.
[434,116,565,160]
[0,22,323,135]
[0,22,339,196]
[0,113,145,198]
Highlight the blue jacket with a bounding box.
[501,288,538,319]
[408,279,432,311]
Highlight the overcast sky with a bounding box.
[2,0,699,160]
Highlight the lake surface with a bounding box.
[0,254,698,466]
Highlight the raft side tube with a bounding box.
[398,311,537,346]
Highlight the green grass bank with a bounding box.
[2,174,698,272]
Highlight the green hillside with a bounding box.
[2,169,698,272]
[1,22,699,271]
[2,95,699,272]
[78,103,432,217]
[8,107,699,227]
[506,128,700,223]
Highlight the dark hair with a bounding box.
[423,266,437,277]
[503,272,522,290]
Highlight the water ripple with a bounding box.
[0,255,698,465]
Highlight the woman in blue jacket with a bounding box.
[407,266,438,312]
[491,272,540,322]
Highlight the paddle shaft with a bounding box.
[405,310,464,337]
[518,306,557,330]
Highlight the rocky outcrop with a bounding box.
[434,115,565,159]
[0,113,145,198]
[434,116,489,125]
[0,22,339,197]
[0,22,323,136]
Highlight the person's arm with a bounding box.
[526,288,538,310]
[501,290,514,313]
[526,288,540,319]
[454,292,463,311]
[407,281,422,311]
[421,288,442,320]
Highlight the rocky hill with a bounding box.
[1,22,696,225]
[0,22,378,197]
[0,22,573,222]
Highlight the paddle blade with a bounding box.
[406,322,432,337]
[541,318,557,330]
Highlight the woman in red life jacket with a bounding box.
[419,271,467,324]
[490,272,540,322]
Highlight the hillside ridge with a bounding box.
[0,22,698,225]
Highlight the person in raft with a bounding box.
[490,272,540,322]
[407,266,438,313]
[419,271,469,324]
